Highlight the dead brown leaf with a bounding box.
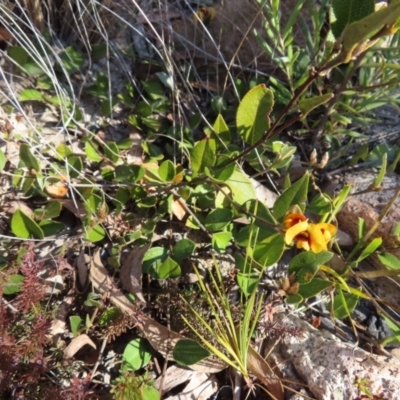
[171,197,186,220]
[247,346,283,400]
[126,132,143,165]
[49,289,75,339]
[59,199,87,219]
[120,243,151,303]
[45,183,68,198]
[76,249,89,292]
[3,200,34,218]
[64,334,97,359]
[0,27,13,40]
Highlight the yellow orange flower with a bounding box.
[284,212,337,253]
[193,7,216,25]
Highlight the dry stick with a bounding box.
[91,336,109,380]
[312,50,367,145]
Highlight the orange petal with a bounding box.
[285,220,309,245]
[307,223,328,253]
[284,212,307,229]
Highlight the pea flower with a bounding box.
[284,211,337,253]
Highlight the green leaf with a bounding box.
[253,233,285,267]
[84,225,106,242]
[356,237,382,263]
[99,308,121,327]
[244,200,276,233]
[39,220,65,237]
[205,208,233,232]
[86,72,109,99]
[0,149,6,172]
[286,293,303,304]
[84,194,103,214]
[142,79,165,100]
[372,153,387,189]
[157,257,181,279]
[224,167,257,206]
[141,385,160,400]
[288,251,333,284]
[11,209,44,239]
[207,163,235,182]
[212,114,231,145]
[212,231,232,252]
[342,2,400,56]
[3,274,24,295]
[173,339,211,366]
[330,291,359,319]
[101,97,119,117]
[104,142,119,163]
[273,173,309,221]
[377,252,400,270]
[69,315,82,337]
[60,46,85,73]
[67,155,83,178]
[331,0,375,38]
[394,222,400,237]
[297,278,333,299]
[123,338,152,370]
[156,71,174,90]
[158,160,176,182]
[143,247,168,275]
[8,46,29,67]
[56,144,73,159]
[19,143,41,172]
[298,93,334,120]
[191,138,216,175]
[235,225,273,247]
[115,165,145,183]
[237,272,259,296]
[172,239,196,263]
[236,84,273,145]
[85,142,103,162]
[19,89,44,102]
[307,194,332,215]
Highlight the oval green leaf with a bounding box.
[191,138,216,175]
[173,339,211,366]
[3,274,24,295]
[84,225,106,242]
[212,231,232,253]
[236,84,273,145]
[11,209,44,239]
[273,173,309,221]
[172,239,196,263]
[159,160,176,182]
[157,257,181,279]
[123,338,152,370]
[20,143,41,172]
[205,208,233,232]
[289,251,333,284]
[297,278,333,299]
